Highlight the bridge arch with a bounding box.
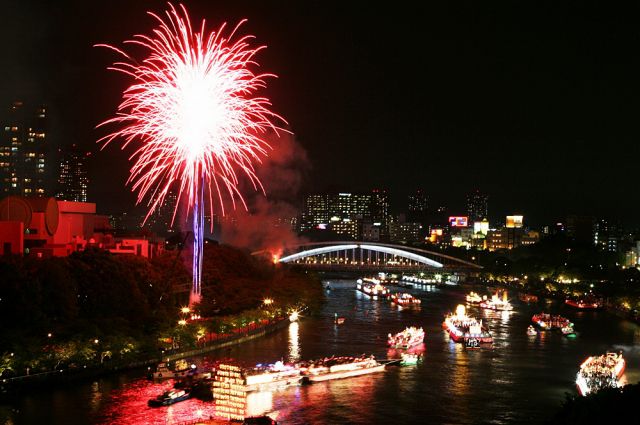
[253,241,481,271]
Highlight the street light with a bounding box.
[263,298,273,305]
[181,306,191,314]
[178,319,187,326]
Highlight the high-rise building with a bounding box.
[300,189,390,239]
[466,189,488,222]
[56,145,89,202]
[300,193,329,232]
[407,189,428,224]
[593,218,619,252]
[1,102,47,197]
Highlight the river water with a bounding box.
[2,280,640,425]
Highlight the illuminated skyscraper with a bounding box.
[1,102,47,196]
[56,145,89,202]
[466,189,488,222]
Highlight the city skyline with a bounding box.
[1,1,639,226]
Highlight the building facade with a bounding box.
[56,145,90,202]
[466,189,488,222]
[1,102,47,197]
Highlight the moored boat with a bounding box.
[152,359,197,380]
[576,352,626,396]
[400,353,420,365]
[387,326,425,349]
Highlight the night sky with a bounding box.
[2,1,639,226]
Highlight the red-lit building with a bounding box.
[0,196,163,258]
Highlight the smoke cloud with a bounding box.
[218,130,310,253]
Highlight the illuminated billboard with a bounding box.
[449,216,469,227]
[506,215,523,228]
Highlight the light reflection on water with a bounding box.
[3,279,640,425]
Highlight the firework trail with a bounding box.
[98,3,283,303]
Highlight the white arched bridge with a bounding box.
[252,241,482,273]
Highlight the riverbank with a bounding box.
[0,316,293,398]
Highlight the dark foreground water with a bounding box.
[2,280,640,425]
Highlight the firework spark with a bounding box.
[98,3,283,302]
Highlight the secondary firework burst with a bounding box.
[98,3,284,304]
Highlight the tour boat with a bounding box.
[356,278,389,297]
[527,325,537,336]
[480,291,513,311]
[244,361,302,392]
[443,304,493,344]
[466,291,483,304]
[565,298,602,310]
[148,389,191,407]
[390,292,421,306]
[576,352,626,396]
[519,293,539,303]
[300,355,385,383]
[531,313,572,330]
[387,326,425,349]
[152,359,197,380]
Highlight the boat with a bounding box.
[387,327,425,349]
[335,317,346,325]
[576,352,626,396]
[443,304,493,344]
[561,325,576,336]
[389,292,421,306]
[565,297,602,310]
[152,359,197,380]
[480,290,513,311]
[148,389,191,407]
[532,313,572,330]
[400,353,420,365]
[527,325,537,336]
[300,355,385,383]
[356,278,389,297]
[519,293,539,303]
[466,291,483,304]
[244,361,302,392]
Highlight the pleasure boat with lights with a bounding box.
[443,304,493,344]
[244,361,302,392]
[300,355,385,383]
[356,278,389,297]
[148,389,191,407]
[400,353,420,365]
[561,325,576,336]
[527,325,537,336]
[531,313,572,330]
[565,297,603,310]
[152,359,197,380]
[387,327,425,349]
[390,292,421,305]
[519,293,539,303]
[576,352,626,396]
[480,291,513,311]
[466,291,483,304]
